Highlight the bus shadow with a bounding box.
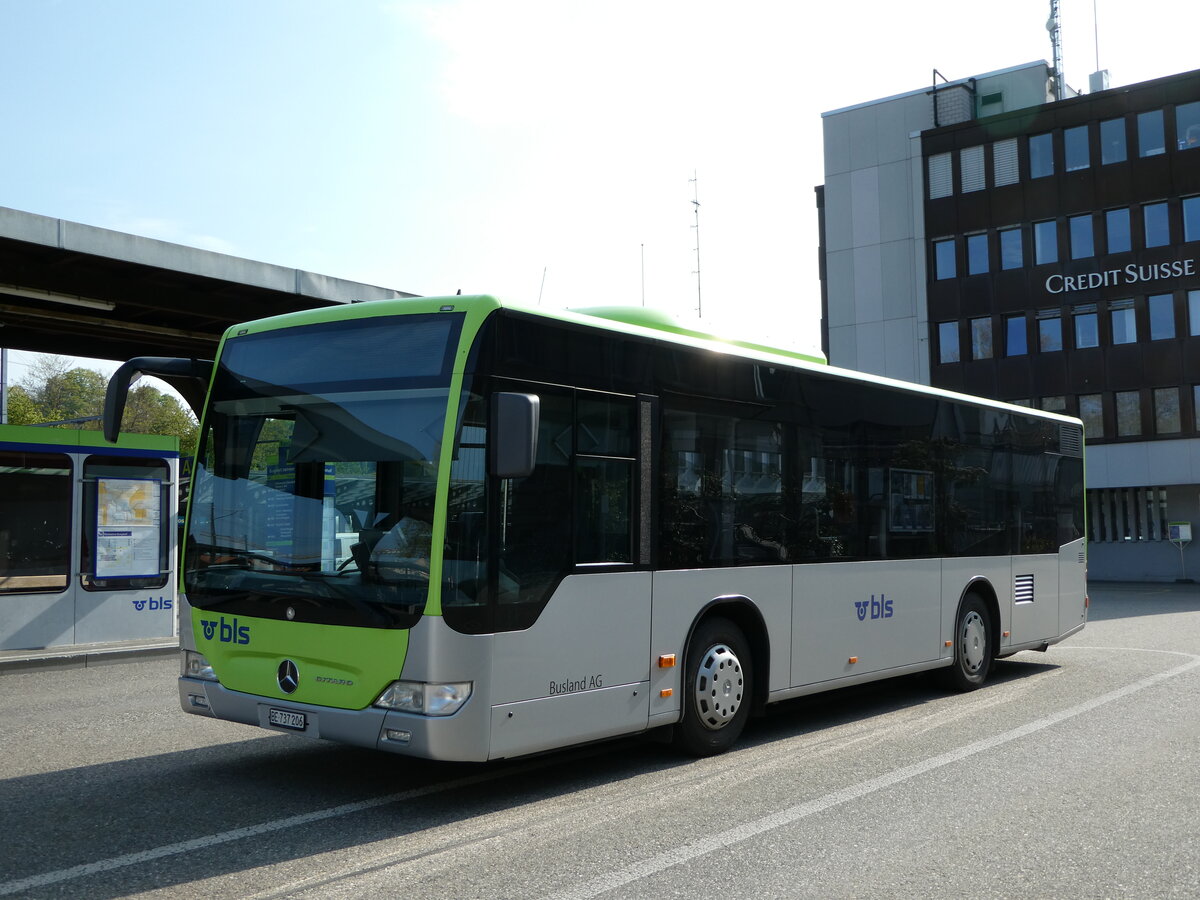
[742,656,1059,747]
[1,658,1057,899]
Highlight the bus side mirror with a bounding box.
[491,392,540,478]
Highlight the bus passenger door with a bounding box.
[488,390,653,759]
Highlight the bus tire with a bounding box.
[675,616,752,756]
[944,592,992,692]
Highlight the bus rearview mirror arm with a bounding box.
[104,357,214,443]
[491,392,540,478]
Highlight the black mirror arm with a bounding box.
[104,357,214,443]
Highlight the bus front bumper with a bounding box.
[179,676,492,762]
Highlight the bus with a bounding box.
[104,295,1087,761]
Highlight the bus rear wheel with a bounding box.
[675,616,752,756]
[944,593,992,691]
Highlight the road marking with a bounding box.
[542,651,1200,900]
[0,765,532,896]
[3,648,1195,897]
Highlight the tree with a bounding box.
[4,384,40,425]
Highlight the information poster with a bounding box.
[95,477,162,578]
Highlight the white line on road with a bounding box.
[0,765,533,896]
[541,651,1200,900]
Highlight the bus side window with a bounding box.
[443,392,489,612]
[574,394,635,564]
[498,390,573,607]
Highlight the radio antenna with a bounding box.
[690,171,702,317]
[1047,0,1064,101]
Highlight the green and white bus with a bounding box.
[104,295,1087,760]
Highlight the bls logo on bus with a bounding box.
[854,594,894,621]
[199,617,251,645]
[131,596,173,611]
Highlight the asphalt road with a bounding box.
[1,582,1198,899]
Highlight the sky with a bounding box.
[1,0,1198,394]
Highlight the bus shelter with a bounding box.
[0,424,179,651]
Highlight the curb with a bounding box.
[0,641,178,675]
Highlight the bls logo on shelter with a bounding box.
[854,594,894,621]
[131,596,173,612]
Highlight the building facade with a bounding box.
[819,63,1200,581]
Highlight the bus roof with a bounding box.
[221,294,1083,428]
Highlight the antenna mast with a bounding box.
[1047,0,1064,101]
[690,171,702,317]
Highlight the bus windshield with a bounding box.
[184,312,463,629]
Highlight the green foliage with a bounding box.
[10,355,198,457]
[5,384,40,425]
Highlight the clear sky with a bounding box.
[1,0,1197,389]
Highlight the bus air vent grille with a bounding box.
[1014,574,1035,603]
[1059,424,1083,457]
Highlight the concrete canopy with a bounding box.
[0,206,417,363]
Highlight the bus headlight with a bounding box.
[182,650,217,681]
[374,681,472,716]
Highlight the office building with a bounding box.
[819,63,1200,580]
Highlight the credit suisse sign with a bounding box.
[1045,258,1197,294]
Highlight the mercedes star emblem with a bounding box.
[277,659,300,694]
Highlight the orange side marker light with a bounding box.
[658,654,676,668]
[660,688,673,698]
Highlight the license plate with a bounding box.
[268,708,306,731]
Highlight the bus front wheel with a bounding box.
[944,593,992,691]
[675,616,752,756]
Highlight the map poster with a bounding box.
[95,477,163,579]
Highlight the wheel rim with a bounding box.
[693,643,744,730]
[960,610,987,675]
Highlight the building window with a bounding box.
[1005,314,1027,356]
[967,233,988,275]
[1064,125,1090,170]
[1149,294,1175,340]
[1069,214,1094,259]
[1144,202,1170,247]
[928,153,952,199]
[999,226,1023,269]
[1155,388,1181,434]
[1074,304,1099,348]
[1079,394,1104,439]
[1038,311,1063,352]
[1116,391,1142,436]
[1110,299,1137,344]
[1190,290,1200,336]
[993,138,1019,185]
[933,238,956,279]
[1177,101,1200,150]
[0,451,72,595]
[1184,196,1200,243]
[1029,132,1054,177]
[970,317,993,360]
[1041,396,1067,413]
[1092,486,1169,542]
[1100,117,1127,164]
[1034,219,1058,264]
[1194,385,1200,431]
[938,321,959,363]
[1106,207,1131,253]
[1138,110,1166,157]
[960,146,985,193]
